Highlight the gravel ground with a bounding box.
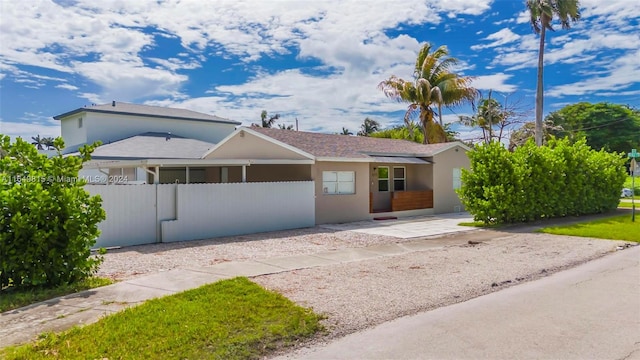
[96,216,629,356]
[251,232,628,352]
[97,227,400,281]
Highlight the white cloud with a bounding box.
[0,118,61,141]
[471,28,521,50]
[56,84,79,91]
[472,73,518,93]
[73,61,188,103]
[547,49,640,97]
[0,0,495,108]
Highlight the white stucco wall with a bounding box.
[60,111,237,150]
[60,115,87,148]
[85,112,236,144]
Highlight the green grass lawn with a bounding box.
[624,175,640,193]
[1,277,323,360]
[618,201,639,208]
[0,277,113,313]
[539,215,640,242]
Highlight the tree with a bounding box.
[544,102,640,153]
[371,123,424,143]
[459,91,527,145]
[357,117,380,136]
[508,119,562,151]
[31,135,45,150]
[1,135,105,290]
[379,43,477,144]
[278,123,294,130]
[459,138,626,225]
[43,137,55,150]
[527,0,581,146]
[253,110,280,128]
[340,127,353,135]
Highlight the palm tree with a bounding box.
[379,43,477,144]
[31,135,45,150]
[527,0,580,146]
[340,127,353,135]
[255,110,280,128]
[459,90,505,144]
[278,123,294,130]
[43,137,55,150]
[357,117,380,136]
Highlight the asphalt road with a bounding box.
[286,246,640,360]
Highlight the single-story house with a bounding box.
[203,127,470,224]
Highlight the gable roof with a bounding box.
[53,101,240,125]
[69,132,215,160]
[245,127,469,159]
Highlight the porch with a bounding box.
[370,190,434,213]
[369,161,434,214]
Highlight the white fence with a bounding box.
[86,181,315,248]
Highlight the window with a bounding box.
[393,167,406,191]
[220,167,229,183]
[453,168,461,189]
[323,171,355,194]
[378,166,389,192]
[78,117,83,128]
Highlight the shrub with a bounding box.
[0,136,105,290]
[458,138,627,225]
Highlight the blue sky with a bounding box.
[1,0,639,143]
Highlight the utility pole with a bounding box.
[628,149,639,222]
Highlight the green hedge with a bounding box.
[458,138,627,225]
[0,136,105,290]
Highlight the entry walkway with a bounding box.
[321,212,475,238]
[0,216,476,348]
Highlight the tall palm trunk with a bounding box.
[421,110,432,144]
[534,24,547,146]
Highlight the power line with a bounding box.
[553,117,632,133]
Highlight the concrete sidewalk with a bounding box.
[0,224,475,348]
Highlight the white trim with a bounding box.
[83,158,314,169]
[316,157,373,163]
[202,127,315,160]
[316,156,432,164]
[84,158,251,169]
[378,166,390,192]
[429,142,471,156]
[249,159,314,165]
[393,166,406,191]
[322,170,356,195]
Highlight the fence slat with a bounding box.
[86,181,315,247]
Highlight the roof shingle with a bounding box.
[248,127,460,159]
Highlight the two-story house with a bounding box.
[54,101,240,184]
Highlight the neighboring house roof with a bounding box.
[70,132,215,160]
[241,126,469,160]
[53,101,241,125]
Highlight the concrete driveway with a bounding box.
[321,212,476,239]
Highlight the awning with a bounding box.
[368,156,431,164]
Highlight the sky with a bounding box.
[1,0,639,144]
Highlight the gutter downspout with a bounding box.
[98,168,110,184]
